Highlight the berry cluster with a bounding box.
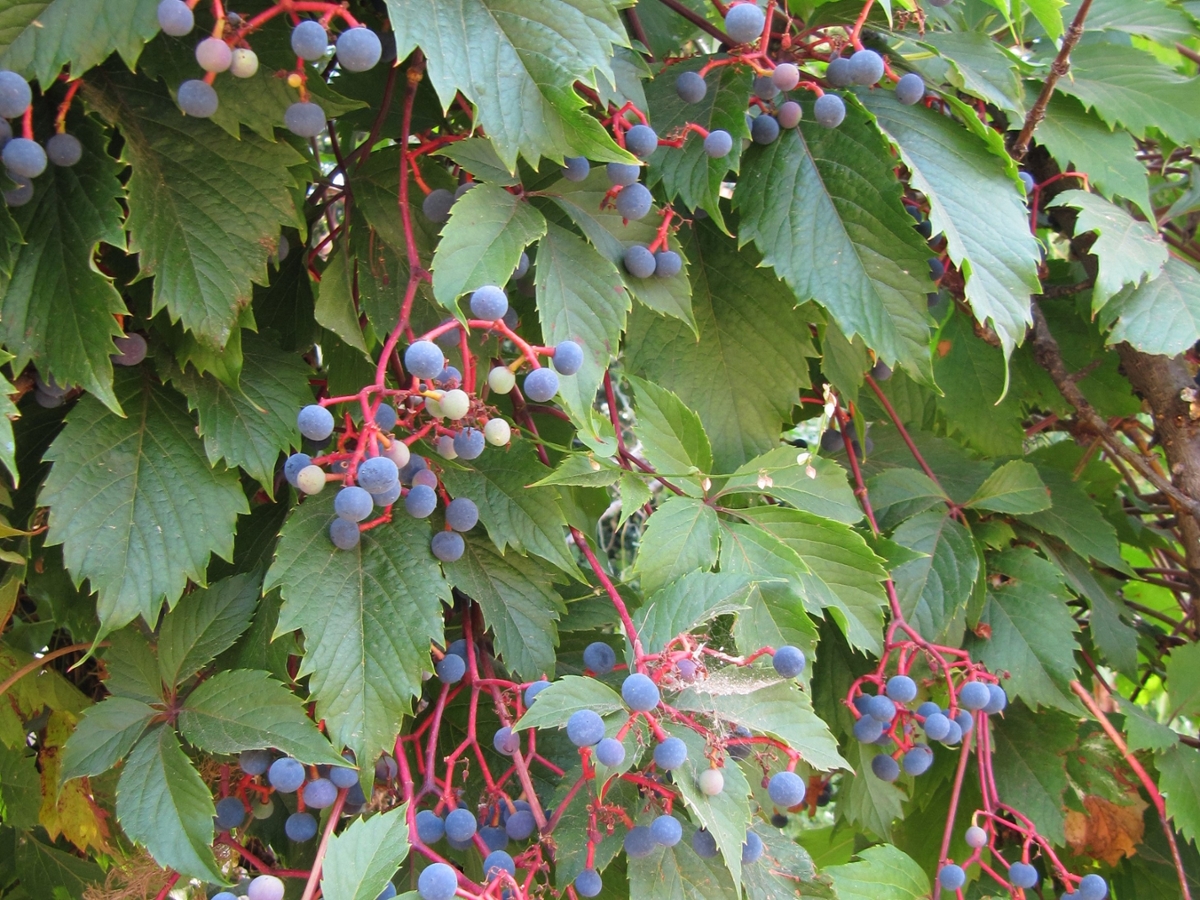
[157,0,382,132]
[0,68,86,208]
[287,285,584,559]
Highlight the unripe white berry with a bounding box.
[698,768,725,796]
[484,418,511,446]
[488,366,516,394]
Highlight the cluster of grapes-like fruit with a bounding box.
[156,0,382,133]
[287,284,583,559]
[0,68,87,207]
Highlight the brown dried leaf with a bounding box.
[1064,793,1147,866]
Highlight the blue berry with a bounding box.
[1078,874,1107,900]
[505,810,535,840]
[583,642,616,674]
[375,755,398,782]
[768,771,806,807]
[941,719,963,746]
[524,681,551,705]
[676,71,707,103]
[727,723,752,759]
[329,765,358,789]
[47,133,83,167]
[866,694,897,722]
[562,157,590,182]
[239,749,272,775]
[552,340,584,375]
[624,825,655,858]
[916,701,941,719]
[1,138,44,178]
[376,884,396,900]
[595,737,625,767]
[693,828,718,858]
[938,864,966,891]
[523,368,559,402]
[958,681,990,711]
[298,404,335,440]
[285,102,326,138]
[156,0,194,36]
[896,72,925,105]
[575,869,602,898]
[436,653,466,684]
[650,814,682,847]
[433,367,461,389]
[335,486,374,522]
[446,498,479,532]
[625,124,658,158]
[470,285,508,320]
[955,710,975,735]
[483,850,515,879]
[285,811,318,842]
[493,726,520,756]
[330,518,361,550]
[923,712,951,741]
[405,341,446,380]
[268,757,305,793]
[778,101,802,129]
[418,863,458,900]
[1009,862,1038,890]
[567,709,605,747]
[357,456,399,493]
[751,114,780,145]
[902,744,934,776]
[623,244,657,278]
[1019,171,1036,195]
[848,49,885,85]
[724,3,765,43]
[480,826,508,852]
[853,715,884,743]
[336,27,382,71]
[405,484,438,518]
[453,428,485,460]
[606,162,640,186]
[814,94,846,128]
[615,183,652,220]
[304,777,337,809]
[871,754,900,782]
[654,250,682,279]
[929,256,946,280]
[248,877,285,900]
[423,189,454,224]
[752,75,779,101]
[291,20,328,60]
[370,482,401,508]
[703,130,733,158]
[886,675,918,704]
[416,809,445,843]
[742,830,764,864]
[983,684,1008,714]
[621,673,660,711]
[284,453,312,486]
[654,737,687,770]
[772,646,805,678]
[444,808,477,842]
[215,796,246,830]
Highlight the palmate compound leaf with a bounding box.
[863,90,1041,357]
[1100,257,1200,356]
[624,219,818,472]
[442,532,566,680]
[385,0,633,170]
[85,73,303,351]
[320,805,410,900]
[59,696,157,782]
[1050,190,1168,311]
[172,331,314,497]
[0,0,159,84]
[115,724,222,883]
[431,183,547,312]
[264,491,451,760]
[39,371,249,636]
[156,574,260,688]
[0,118,126,413]
[734,99,934,375]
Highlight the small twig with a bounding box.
[0,642,108,698]
[624,7,655,61]
[655,0,733,48]
[299,788,349,900]
[1012,0,1095,160]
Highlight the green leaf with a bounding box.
[1166,642,1200,721]
[115,724,222,883]
[891,510,978,643]
[632,571,764,654]
[178,668,344,764]
[1038,95,1152,218]
[1051,190,1168,312]
[0,120,126,412]
[863,90,1041,356]
[0,742,41,828]
[1018,462,1127,571]
[1056,43,1200,145]
[624,220,817,471]
[644,58,751,232]
[826,844,929,900]
[1157,745,1200,846]
[530,452,622,488]
[387,0,631,169]
[626,825,738,900]
[967,548,1080,711]
[990,701,1076,844]
[40,371,249,635]
[86,74,303,350]
[264,491,451,760]
[514,675,625,732]
[844,742,905,841]
[175,331,311,496]
[0,0,159,83]
[60,697,156,782]
[13,832,104,900]
[632,495,720,596]
[432,184,547,311]
[724,448,863,525]
[933,311,1025,456]
[102,629,165,703]
[965,460,1050,513]
[628,375,713,486]
[866,467,948,525]
[439,442,580,576]
[919,32,1025,116]
[734,103,933,372]
[534,222,630,433]
[1119,698,1178,753]
[321,805,411,900]
[738,506,888,655]
[1026,0,1066,39]
[436,138,519,185]
[618,471,652,527]
[1101,257,1200,356]
[443,533,566,679]
[675,673,847,771]
[314,250,370,355]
